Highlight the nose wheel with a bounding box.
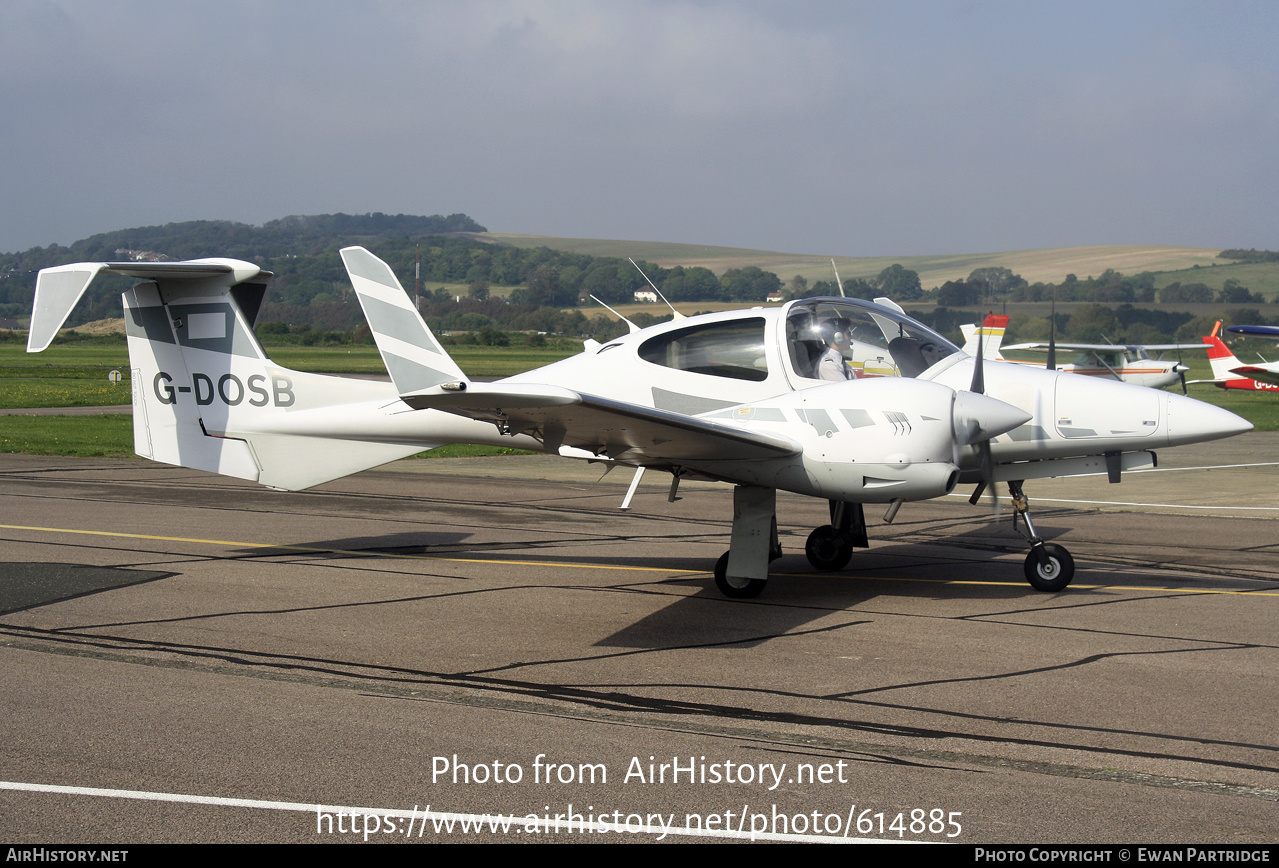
[1024,543,1074,592]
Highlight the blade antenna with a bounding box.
[629,258,685,320]
[1046,291,1057,371]
[831,259,846,297]
[589,294,640,334]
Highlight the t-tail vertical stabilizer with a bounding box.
[30,259,427,490]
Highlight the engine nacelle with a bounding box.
[694,377,1027,503]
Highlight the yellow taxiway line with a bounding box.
[4,523,1278,597]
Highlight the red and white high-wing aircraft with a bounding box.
[964,315,1202,390]
[27,249,1251,597]
[1190,321,1279,391]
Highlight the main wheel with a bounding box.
[713,552,767,599]
[805,525,853,571]
[1024,543,1074,592]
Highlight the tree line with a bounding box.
[3,214,1275,351]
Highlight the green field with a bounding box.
[0,337,578,457]
[0,339,133,410]
[3,337,1277,460]
[1153,261,1279,301]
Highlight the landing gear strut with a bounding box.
[1008,480,1074,592]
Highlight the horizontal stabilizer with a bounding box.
[1229,366,1279,386]
[28,259,264,353]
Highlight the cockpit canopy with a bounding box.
[626,297,962,393]
[783,298,961,381]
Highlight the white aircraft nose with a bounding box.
[1164,392,1253,446]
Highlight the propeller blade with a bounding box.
[970,317,986,394]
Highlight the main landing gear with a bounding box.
[714,492,872,599]
[804,500,869,571]
[713,486,781,599]
[713,484,1075,599]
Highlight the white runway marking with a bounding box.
[1020,497,1279,511]
[947,459,1279,511]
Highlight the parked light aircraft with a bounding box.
[27,249,1251,598]
[1189,322,1279,391]
[964,315,1201,390]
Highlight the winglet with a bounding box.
[340,246,469,394]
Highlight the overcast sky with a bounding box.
[3,0,1277,257]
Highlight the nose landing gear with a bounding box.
[1008,480,1074,592]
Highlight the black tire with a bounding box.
[1024,543,1074,592]
[805,525,853,571]
[713,552,767,599]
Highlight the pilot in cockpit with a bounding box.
[817,318,856,381]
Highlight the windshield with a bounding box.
[783,298,961,381]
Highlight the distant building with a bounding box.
[633,290,658,303]
[114,249,172,262]
[766,292,785,303]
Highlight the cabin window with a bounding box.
[638,318,769,381]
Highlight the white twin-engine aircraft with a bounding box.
[28,248,1251,598]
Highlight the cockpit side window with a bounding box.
[638,317,769,381]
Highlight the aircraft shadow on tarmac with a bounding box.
[216,518,1094,653]
[0,563,175,615]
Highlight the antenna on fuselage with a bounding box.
[831,259,846,297]
[589,295,641,334]
[1046,291,1057,371]
[629,258,685,320]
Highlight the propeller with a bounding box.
[957,318,1030,511]
[963,319,995,507]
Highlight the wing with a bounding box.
[1133,343,1212,352]
[1005,342,1207,353]
[1004,342,1113,352]
[399,382,799,466]
[337,245,797,468]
